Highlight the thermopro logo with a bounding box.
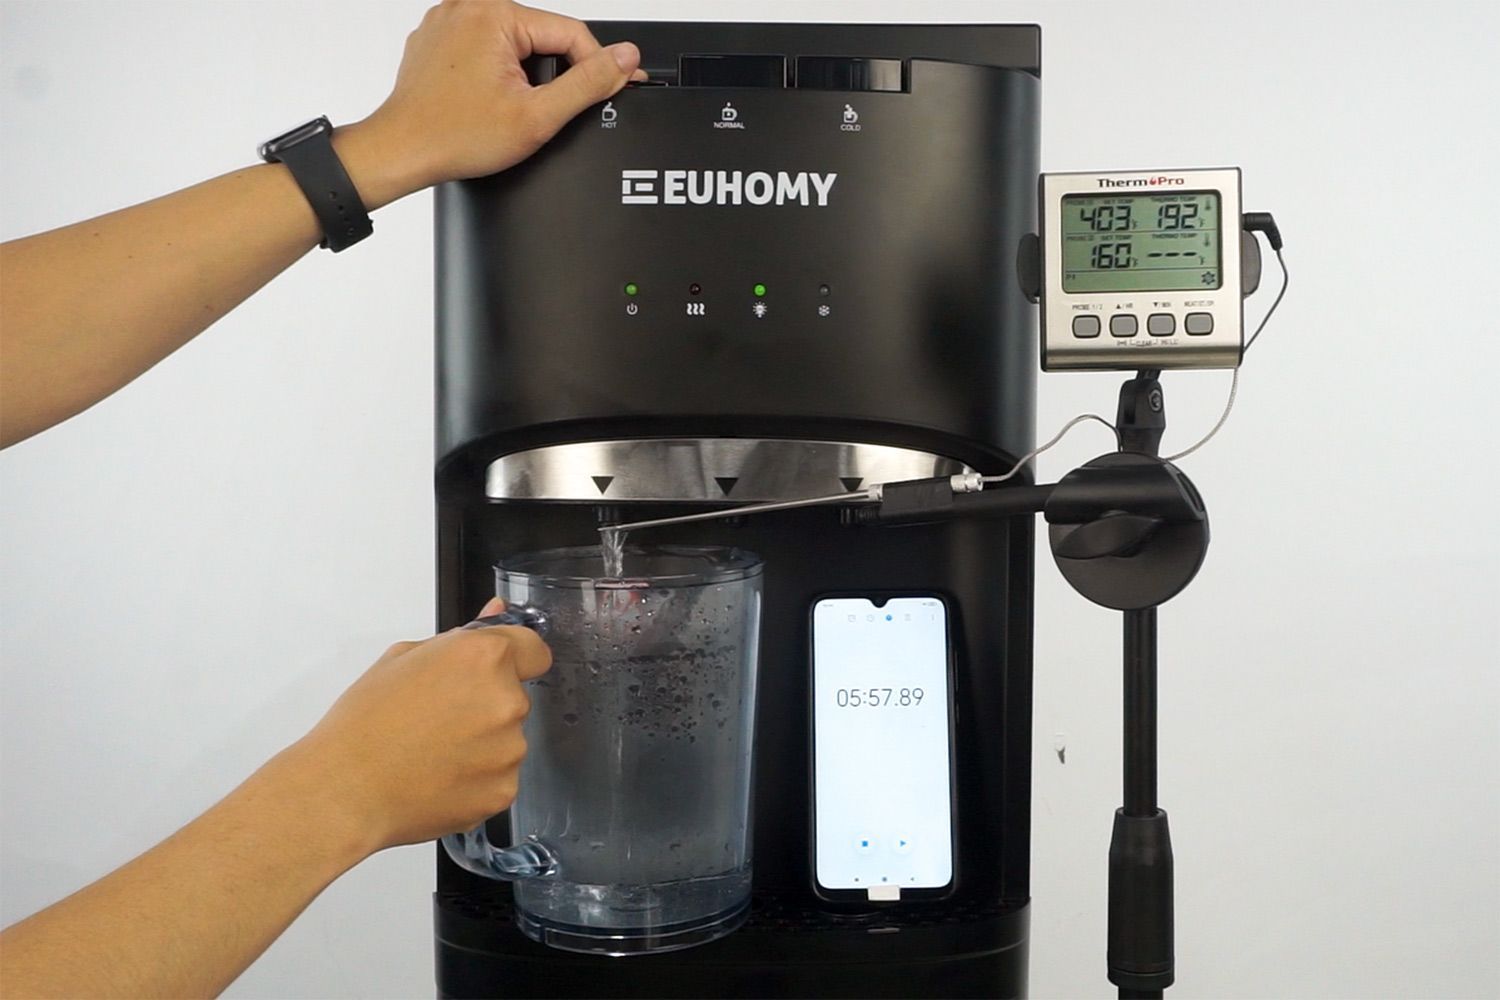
[621,169,837,206]
[1097,175,1188,188]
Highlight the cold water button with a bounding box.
[1185,312,1214,335]
[1110,314,1139,338]
[1147,313,1176,336]
[795,56,904,92]
[1072,315,1101,338]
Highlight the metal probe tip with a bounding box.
[598,488,880,535]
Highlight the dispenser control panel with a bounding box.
[1041,167,1244,371]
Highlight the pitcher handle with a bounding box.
[440,605,558,881]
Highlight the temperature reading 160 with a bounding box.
[835,687,925,708]
[1090,242,1135,270]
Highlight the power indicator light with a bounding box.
[623,282,639,296]
[752,283,767,297]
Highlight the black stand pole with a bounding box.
[867,367,1210,997]
[1107,372,1175,998]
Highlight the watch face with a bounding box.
[261,116,332,159]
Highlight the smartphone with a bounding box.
[810,594,957,902]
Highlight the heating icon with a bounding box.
[685,302,706,316]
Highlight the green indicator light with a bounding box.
[753,283,767,297]
[624,282,639,296]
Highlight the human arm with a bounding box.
[0,602,551,999]
[0,0,645,449]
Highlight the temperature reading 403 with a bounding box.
[835,687,925,708]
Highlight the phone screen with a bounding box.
[812,596,954,894]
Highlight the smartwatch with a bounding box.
[259,117,373,253]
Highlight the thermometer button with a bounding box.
[1071,315,1102,338]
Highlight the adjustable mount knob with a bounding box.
[1045,453,1209,611]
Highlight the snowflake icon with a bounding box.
[817,304,831,317]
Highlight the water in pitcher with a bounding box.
[505,548,760,950]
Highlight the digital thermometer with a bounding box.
[1040,168,1254,371]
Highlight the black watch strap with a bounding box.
[260,117,373,253]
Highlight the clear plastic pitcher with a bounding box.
[441,545,763,956]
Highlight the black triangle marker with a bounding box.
[840,477,864,493]
[715,477,739,496]
[591,476,614,495]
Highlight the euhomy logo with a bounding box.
[620,170,838,206]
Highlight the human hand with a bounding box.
[353,0,644,201]
[290,597,552,855]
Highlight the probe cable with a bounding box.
[980,412,1121,486]
[980,244,1287,476]
[1164,246,1288,462]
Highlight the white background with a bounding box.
[2,1,1496,997]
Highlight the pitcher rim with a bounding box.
[495,544,763,588]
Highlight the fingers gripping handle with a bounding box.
[462,607,552,636]
[440,606,558,881]
[444,829,558,881]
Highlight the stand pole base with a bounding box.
[1107,808,1175,995]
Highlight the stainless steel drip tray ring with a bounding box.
[484,439,975,503]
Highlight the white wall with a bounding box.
[2,1,1496,997]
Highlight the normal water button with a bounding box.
[1185,312,1214,335]
[1110,314,1139,338]
[1071,315,1101,338]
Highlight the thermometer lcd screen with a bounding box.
[1061,191,1222,293]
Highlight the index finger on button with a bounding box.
[516,6,602,64]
